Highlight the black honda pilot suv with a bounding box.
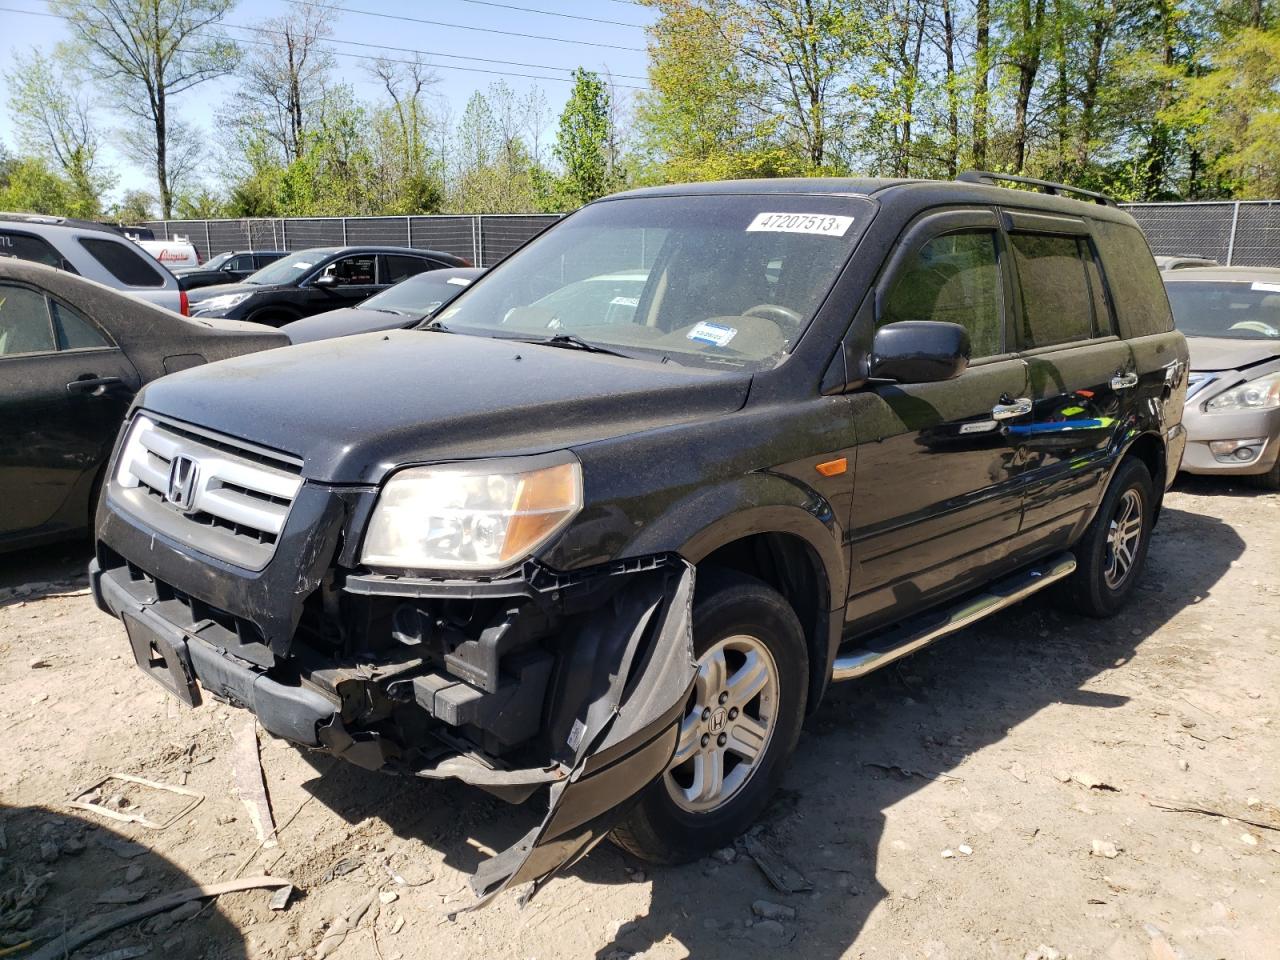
[92,173,1188,905]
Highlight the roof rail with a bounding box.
[955,170,1115,207]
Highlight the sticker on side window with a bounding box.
[1250,281,1280,293]
[688,321,738,347]
[446,276,472,286]
[746,212,855,237]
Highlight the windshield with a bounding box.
[1167,281,1280,340]
[202,252,234,271]
[244,250,330,286]
[363,271,473,316]
[434,195,870,370]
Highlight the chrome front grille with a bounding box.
[112,414,304,570]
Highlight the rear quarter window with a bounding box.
[0,230,76,272]
[1091,220,1173,338]
[78,236,167,287]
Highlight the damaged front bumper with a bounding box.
[92,502,696,905]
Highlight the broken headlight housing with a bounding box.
[360,454,583,573]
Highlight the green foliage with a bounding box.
[0,157,79,216]
[552,69,615,207]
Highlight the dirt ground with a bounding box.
[1,477,1277,960]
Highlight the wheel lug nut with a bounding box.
[718,691,729,705]
[700,733,711,748]
[701,707,711,721]
[717,733,727,747]
[728,707,738,720]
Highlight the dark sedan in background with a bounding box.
[187,246,470,326]
[173,249,286,291]
[0,258,287,551]
[283,267,484,343]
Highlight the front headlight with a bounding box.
[1205,371,1280,413]
[193,292,250,314]
[360,455,583,572]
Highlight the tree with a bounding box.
[1168,26,1280,197]
[5,49,107,217]
[554,69,614,207]
[52,0,239,218]
[0,158,77,216]
[231,2,335,164]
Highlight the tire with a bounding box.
[1060,457,1156,618]
[609,569,808,864]
[1246,455,1280,491]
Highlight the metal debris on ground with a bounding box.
[68,774,204,831]
[269,885,294,911]
[231,720,277,848]
[743,835,812,894]
[314,891,377,959]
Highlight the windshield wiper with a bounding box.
[419,317,453,332]
[511,334,631,358]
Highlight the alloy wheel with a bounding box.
[1104,488,1144,589]
[664,634,780,814]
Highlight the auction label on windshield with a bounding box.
[746,212,855,236]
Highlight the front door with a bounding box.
[845,210,1032,630]
[1002,214,1137,544]
[306,253,380,316]
[0,282,138,539]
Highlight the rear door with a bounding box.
[0,282,138,538]
[1003,211,1136,544]
[846,208,1032,628]
[305,253,380,314]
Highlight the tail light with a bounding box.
[180,289,190,316]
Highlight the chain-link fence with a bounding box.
[140,213,563,267]
[1123,201,1280,267]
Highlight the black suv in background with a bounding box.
[186,245,469,325]
[173,250,287,291]
[92,173,1187,906]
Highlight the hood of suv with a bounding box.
[136,329,752,483]
[1187,336,1280,372]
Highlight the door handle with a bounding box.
[1111,372,1139,390]
[991,397,1032,420]
[66,375,122,395]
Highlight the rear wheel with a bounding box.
[1060,457,1155,618]
[609,570,807,864]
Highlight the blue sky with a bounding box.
[0,0,656,199]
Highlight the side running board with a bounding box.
[832,552,1077,682]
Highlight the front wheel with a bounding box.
[609,570,808,864]
[1060,457,1155,618]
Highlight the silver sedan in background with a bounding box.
[1165,266,1280,489]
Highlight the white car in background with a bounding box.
[133,235,200,270]
[0,212,188,314]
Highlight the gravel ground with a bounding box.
[1,478,1277,960]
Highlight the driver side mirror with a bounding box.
[313,273,338,288]
[869,321,970,384]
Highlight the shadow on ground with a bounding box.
[0,805,246,958]
[0,540,92,608]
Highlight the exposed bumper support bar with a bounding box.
[831,552,1077,681]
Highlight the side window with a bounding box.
[0,284,56,357]
[1084,251,1114,337]
[382,255,433,284]
[51,300,112,350]
[0,230,76,272]
[255,253,282,268]
[881,230,1003,358]
[326,255,376,286]
[78,237,166,287]
[1009,233,1095,348]
[228,255,254,272]
[1091,220,1173,338]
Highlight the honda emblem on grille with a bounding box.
[166,455,200,512]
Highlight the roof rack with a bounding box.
[955,171,1115,207]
